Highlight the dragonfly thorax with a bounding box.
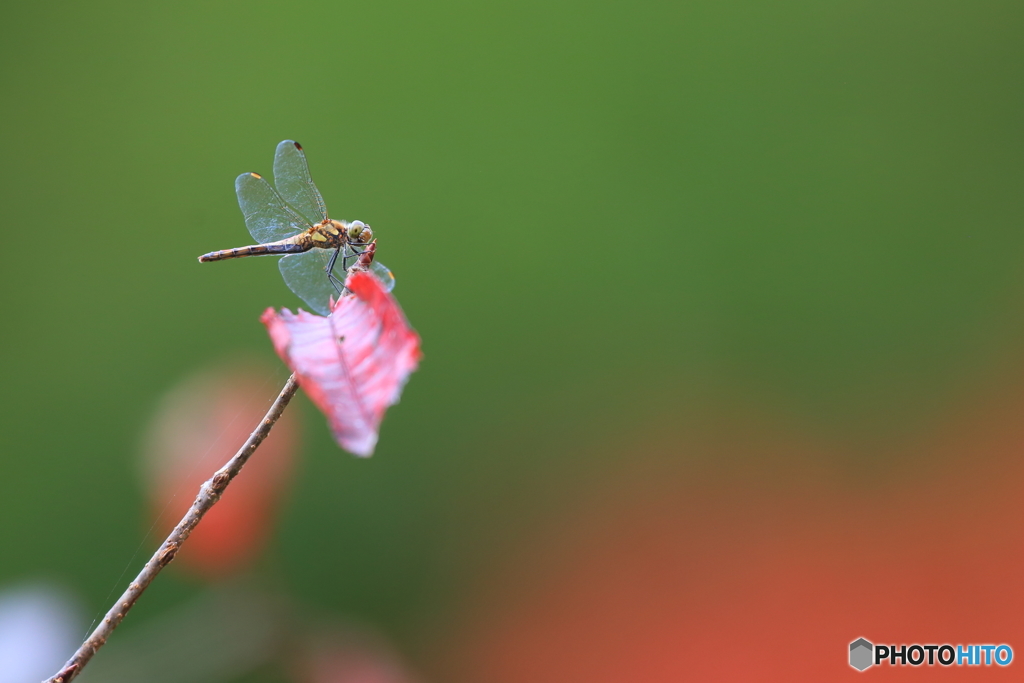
[307,219,349,249]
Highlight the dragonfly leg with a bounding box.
[328,244,373,299]
[324,247,340,274]
[328,272,346,295]
[343,244,371,269]
[344,243,366,271]
[324,248,344,295]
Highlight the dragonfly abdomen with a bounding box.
[198,243,306,262]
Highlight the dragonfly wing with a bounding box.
[236,171,312,244]
[274,140,328,226]
[279,249,337,316]
[368,260,396,292]
[280,247,397,316]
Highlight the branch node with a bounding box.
[53,663,78,683]
[157,542,179,566]
[211,471,231,493]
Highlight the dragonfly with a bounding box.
[198,140,394,315]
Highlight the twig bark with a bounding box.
[43,373,300,683]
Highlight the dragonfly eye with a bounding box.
[346,220,367,240]
[346,221,373,243]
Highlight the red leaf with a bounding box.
[261,271,421,456]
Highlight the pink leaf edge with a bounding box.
[261,271,422,457]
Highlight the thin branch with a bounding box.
[43,373,300,683]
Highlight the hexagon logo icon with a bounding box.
[850,638,873,671]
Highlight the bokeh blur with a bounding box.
[2,1,1024,680]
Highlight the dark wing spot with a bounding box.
[294,141,303,150]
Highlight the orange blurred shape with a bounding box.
[294,627,420,683]
[443,388,1024,682]
[141,361,299,579]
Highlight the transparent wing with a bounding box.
[235,172,313,244]
[274,140,328,226]
[368,260,396,293]
[279,249,338,316]
[279,247,397,316]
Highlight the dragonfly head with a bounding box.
[346,220,374,243]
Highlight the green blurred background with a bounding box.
[3,0,1024,680]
